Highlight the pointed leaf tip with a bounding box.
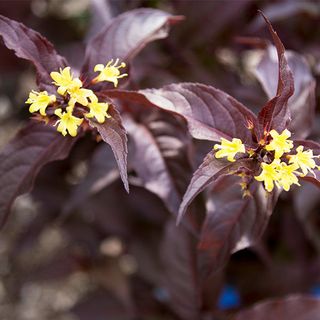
[257,11,294,136]
[89,105,129,193]
[0,14,67,91]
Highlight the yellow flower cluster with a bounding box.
[256,129,319,192]
[255,159,300,192]
[214,138,245,162]
[213,129,319,193]
[25,60,127,137]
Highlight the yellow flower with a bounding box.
[214,138,245,162]
[93,59,128,87]
[255,159,301,192]
[25,90,56,116]
[85,95,111,123]
[265,129,294,159]
[288,146,317,176]
[68,87,96,107]
[255,160,281,192]
[50,67,82,95]
[277,162,300,191]
[54,107,83,137]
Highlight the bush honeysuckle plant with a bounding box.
[0,6,320,320]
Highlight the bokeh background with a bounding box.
[0,1,320,319]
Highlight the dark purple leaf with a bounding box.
[254,46,316,139]
[104,87,255,143]
[125,110,192,215]
[79,181,132,237]
[76,183,167,239]
[86,0,113,42]
[89,105,129,192]
[178,151,254,223]
[125,186,169,225]
[126,115,180,214]
[139,83,257,143]
[0,122,75,227]
[127,222,166,288]
[14,161,72,253]
[64,143,119,214]
[257,12,294,136]
[160,220,201,320]
[232,295,320,320]
[199,180,279,274]
[82,8,183,83]
[0,14,67,91]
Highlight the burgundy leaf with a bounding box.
[0,122,75,227]
[139,83,257,143]
[254,46,315,139]
[82,8,183,83]
[125,186,170,225]
[79,181,132,237]
[14,161,72,253]
[178,151,254,223]
[127,219,166,288]
[257,12,294,136]
[199,180,279,274]
[103,87,256,143]
[0,14,67,91]
[125,111,192,215]
[89,105,129,192]
[64,143,119,214]
[86,0,113,42]
[126,115,181,214]
[160,220,201,320]
[232,295,320,320]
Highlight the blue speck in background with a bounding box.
[218,285,241,310]
[310,285,320,298]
